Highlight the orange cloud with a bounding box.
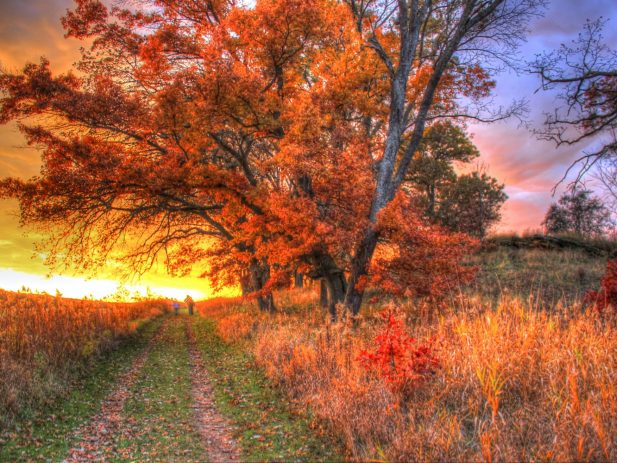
[0,0,80,73]
[494,192,550,234]
[470,119,605,233]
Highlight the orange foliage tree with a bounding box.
[0,0,542,315]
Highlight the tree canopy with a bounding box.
[405,121,506,237]
[0,0,544,315]
[437,171,507,238]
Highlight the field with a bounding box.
[1,245,616,462]
[0,293,342,462]
[471,245,607,305]
[0,290,168,425]
[200,245,617,462]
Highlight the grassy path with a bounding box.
[186,319,241,462]
[64,318,170,462]
[191,317,344,462]
[1,313,343,462]
[100,315,208,462]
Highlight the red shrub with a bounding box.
[359,308,440,397]
[586,258,617,312]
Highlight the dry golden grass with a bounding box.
[203,289,617,462]
[0,289,167,422]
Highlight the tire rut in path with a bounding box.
[63,318,169,463]
[185,318,241,463]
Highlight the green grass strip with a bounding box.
[191,316,345,462]
[107,316,207,462]
[0,316,165,462]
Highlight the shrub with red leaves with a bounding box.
[359,308,440,398]
[586,258,617,312]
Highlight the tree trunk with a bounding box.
[339,0,496,317]
[319,279,328,309]
[248,259,276,313]
[344,228,379,315]
[341,56,441,316]
[294,270,304,288]
[324,270,347,320]
[306,251,346,318]
[240,271,251,296]
[256,292,276,313]
[427,184,436,219]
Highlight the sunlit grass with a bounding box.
[0,317,164,462]
[201,275,617,461]
[0,290,168,424]
[191,316,345,461]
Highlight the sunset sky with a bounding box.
[0,0,616,298]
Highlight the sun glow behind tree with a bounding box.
[0,268,210,300]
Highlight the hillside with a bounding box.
[472,235,611,306]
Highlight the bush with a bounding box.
[586,257,617,312]
[358,308,439,399]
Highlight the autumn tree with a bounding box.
[543,188,611,237]
[0,0,383,314]
[1,0,342,312]
[370,195,478,300]
[341,0,544,313]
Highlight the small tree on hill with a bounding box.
[437,172,507,238]
[543,203,571,234]
[543,188,611,237]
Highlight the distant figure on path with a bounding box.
[172,300,180,315]
[184,295,195,316]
